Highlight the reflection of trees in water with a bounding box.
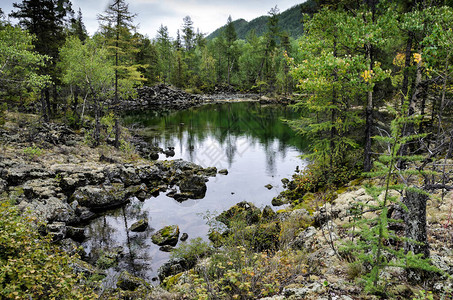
[84,199,155,281]
[124,102,306,172]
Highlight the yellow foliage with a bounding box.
[393,53,405,67]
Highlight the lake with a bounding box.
[82,102,306,282]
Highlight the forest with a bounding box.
[1,0,453,299]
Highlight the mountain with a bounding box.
[206,0,319,40]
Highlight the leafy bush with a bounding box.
[0,201,96,299]
[170,237,212,268]
[23,145,43,160]
[169,248,307,299]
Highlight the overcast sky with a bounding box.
[1,0,304,39]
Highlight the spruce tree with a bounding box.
[98,0,144,148]
[224,15,237,85]
[10,0,73,121]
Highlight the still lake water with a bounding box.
[82,102,307,281]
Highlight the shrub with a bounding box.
[170,237,212,268]
[23,145,43,160]
[0,201,96,299]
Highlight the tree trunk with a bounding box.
[364,43,374,172]
[45,88,52,121]
[40,89,49,123]
[114,117,120,149]
[403,189,429,258]
[93,102,100,147]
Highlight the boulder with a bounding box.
[218,169,228,175]
[46,222,67,242]
[17,196,76,223]
[58,238,84,257]
[71,183,129,210]
[129,219,148,232]
[178,175,207,199]
[157,257,189,281]
[180,233,189,241]
[116,270,150,291]
[70,258,98,277]
[151,225,180,246]
[217,201,261,226]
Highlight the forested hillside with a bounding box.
[207,0,319,40]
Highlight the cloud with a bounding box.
[3,0,304,39]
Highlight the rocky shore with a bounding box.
[116,83,290,112]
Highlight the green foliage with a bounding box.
[0,23,51,101]
[168,247,307,299]
[340,104,440,296]
[0,201,96,299]
[207,1,319,40]
[170,237,212,268]
[23,145,43,160]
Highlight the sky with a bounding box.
[1,0,304,39]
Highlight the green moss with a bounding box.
[163,272,183,289]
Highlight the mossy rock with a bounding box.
[129,218,148,232]
[152,225,180,246]
[116,270,150,291]
[216,201,261,227]
[162,272,183,289]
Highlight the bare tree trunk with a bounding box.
[40,89,49,123]
[403,189,429,258]
[114,118,120,149]
[364,42,374,172]
[93,102,100,147]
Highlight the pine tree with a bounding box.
[98,0,144,148]
[182,16,194,52]
[224,15,237,85]
[10,0,74,121]
[156,24,173,84]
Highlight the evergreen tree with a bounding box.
[182,16,194,51]
[156,24,173,83]
[10,0,74,121]
[69,8,88,42]
[224,15,238,85]
[98,0,144,148]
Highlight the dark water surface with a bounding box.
[82,102,307,282]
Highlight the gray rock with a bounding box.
[157,257,189,281]
[0,178,6,193]
[46,222,67,242]
[178,175,207,199]
[17,196,76,223]
[180,233,189,241]
[291,226,318,250]
[218,169,228,175]
[159,245,174,252]
[70,258,98,277]
[71,183,129,210]
[58,238,83,257]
